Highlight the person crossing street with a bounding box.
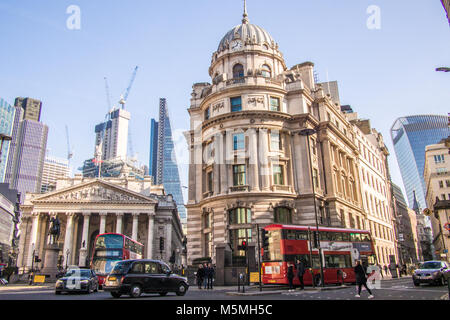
[354,260,374,299]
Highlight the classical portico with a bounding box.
[18,177,185,272]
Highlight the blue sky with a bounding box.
[0,0,449,203]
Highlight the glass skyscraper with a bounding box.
[0,98,20,182]
[391,115,449,210]
[149,98,186,223]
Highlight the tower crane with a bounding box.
[119,66,139,110]
[65,125,73,162]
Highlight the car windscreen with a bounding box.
[110,261,132,274]
[419,262,441,269]
[64,269,91,278]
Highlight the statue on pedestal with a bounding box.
[48,216,61,245]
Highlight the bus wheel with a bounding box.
[314,275,322,287]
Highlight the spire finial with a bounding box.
[242,0,249,24]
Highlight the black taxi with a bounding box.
[103,259,189,298]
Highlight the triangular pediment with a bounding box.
[32,180,158,204]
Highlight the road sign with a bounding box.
[249,272,260,283]
[33,275,45,284]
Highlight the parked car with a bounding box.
[55,268,99,294]
[412,261,450,286]
[103,259,189,298]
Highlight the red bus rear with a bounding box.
[262,224,376,286]
[90,233,143,287]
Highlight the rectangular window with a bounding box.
[233,133,245,150]
[437,168,447,175]
[207,171,213,192]
[446,180,450,188]
[439,181,444,188]
[204,107,210,120]
[434,154,445,164]
[313,168,319,188]
[270,132,281,150]
[231,97,242,112]
[233,165,246,186]
[273,165,284,185]
[270,97,280,111]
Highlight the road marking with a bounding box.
[376,287,446,293]
[0,290,52,295]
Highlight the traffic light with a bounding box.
[159,237,165,251]
[238,241,248,251]
[34,256,41,263]
[312,231,319,249]
[261,229,269,249]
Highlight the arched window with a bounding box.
[261,64,271,78]
[274,207,292,224]
[233,64,244,79]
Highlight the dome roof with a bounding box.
[218,23,275,52]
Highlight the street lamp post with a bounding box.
[299,128,325,287]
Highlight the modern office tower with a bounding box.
[5,119,48,198]
[423,139,450,262]
[391,182,420,264]
[0,98,23,182]
[149,98,186,223]
[14,97,42,122]
[41,154,70,193]
[94,108,130,161]
[149,118,159,181]
[390,115,450,210]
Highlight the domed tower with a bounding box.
[186,3,365,282]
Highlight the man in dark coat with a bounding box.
[206,263,215,289]
[296,259,305,290]
[287,262,295,292]
[354,260,374,299]
[196,264,205,289]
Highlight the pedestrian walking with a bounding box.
[206,263,215,289]
[196,264,205,289]
[287,262,295,292]
[354,260,374,299]
[402,264,407,276]
[295,259,305,290]
[203,263,209,289]
[383,265,388,277]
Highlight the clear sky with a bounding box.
[1,0,449,204]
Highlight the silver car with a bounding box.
[412,261,450,286]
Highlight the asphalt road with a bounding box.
[0,277,448,300]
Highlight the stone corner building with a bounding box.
[17,175,184,271]
[186,8,398,284]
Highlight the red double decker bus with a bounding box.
[91,233,144,287]
[262,224,376,286]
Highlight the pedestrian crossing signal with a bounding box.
[238,241,248,251]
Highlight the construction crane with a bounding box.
[104,77,113,112]
[119,66,139,110]
[65,125,73,162]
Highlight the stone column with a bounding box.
[116,212,124,234]
[249,128,260,191]
[78,212,90,267]
[165,218,173,262]
[259,129,270,191]
[147,212,155,259]
[132,213,139,241]
[62,212,75,267]
[99,212,107,234]
[27,212,40,268]
[220,131,228,195]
